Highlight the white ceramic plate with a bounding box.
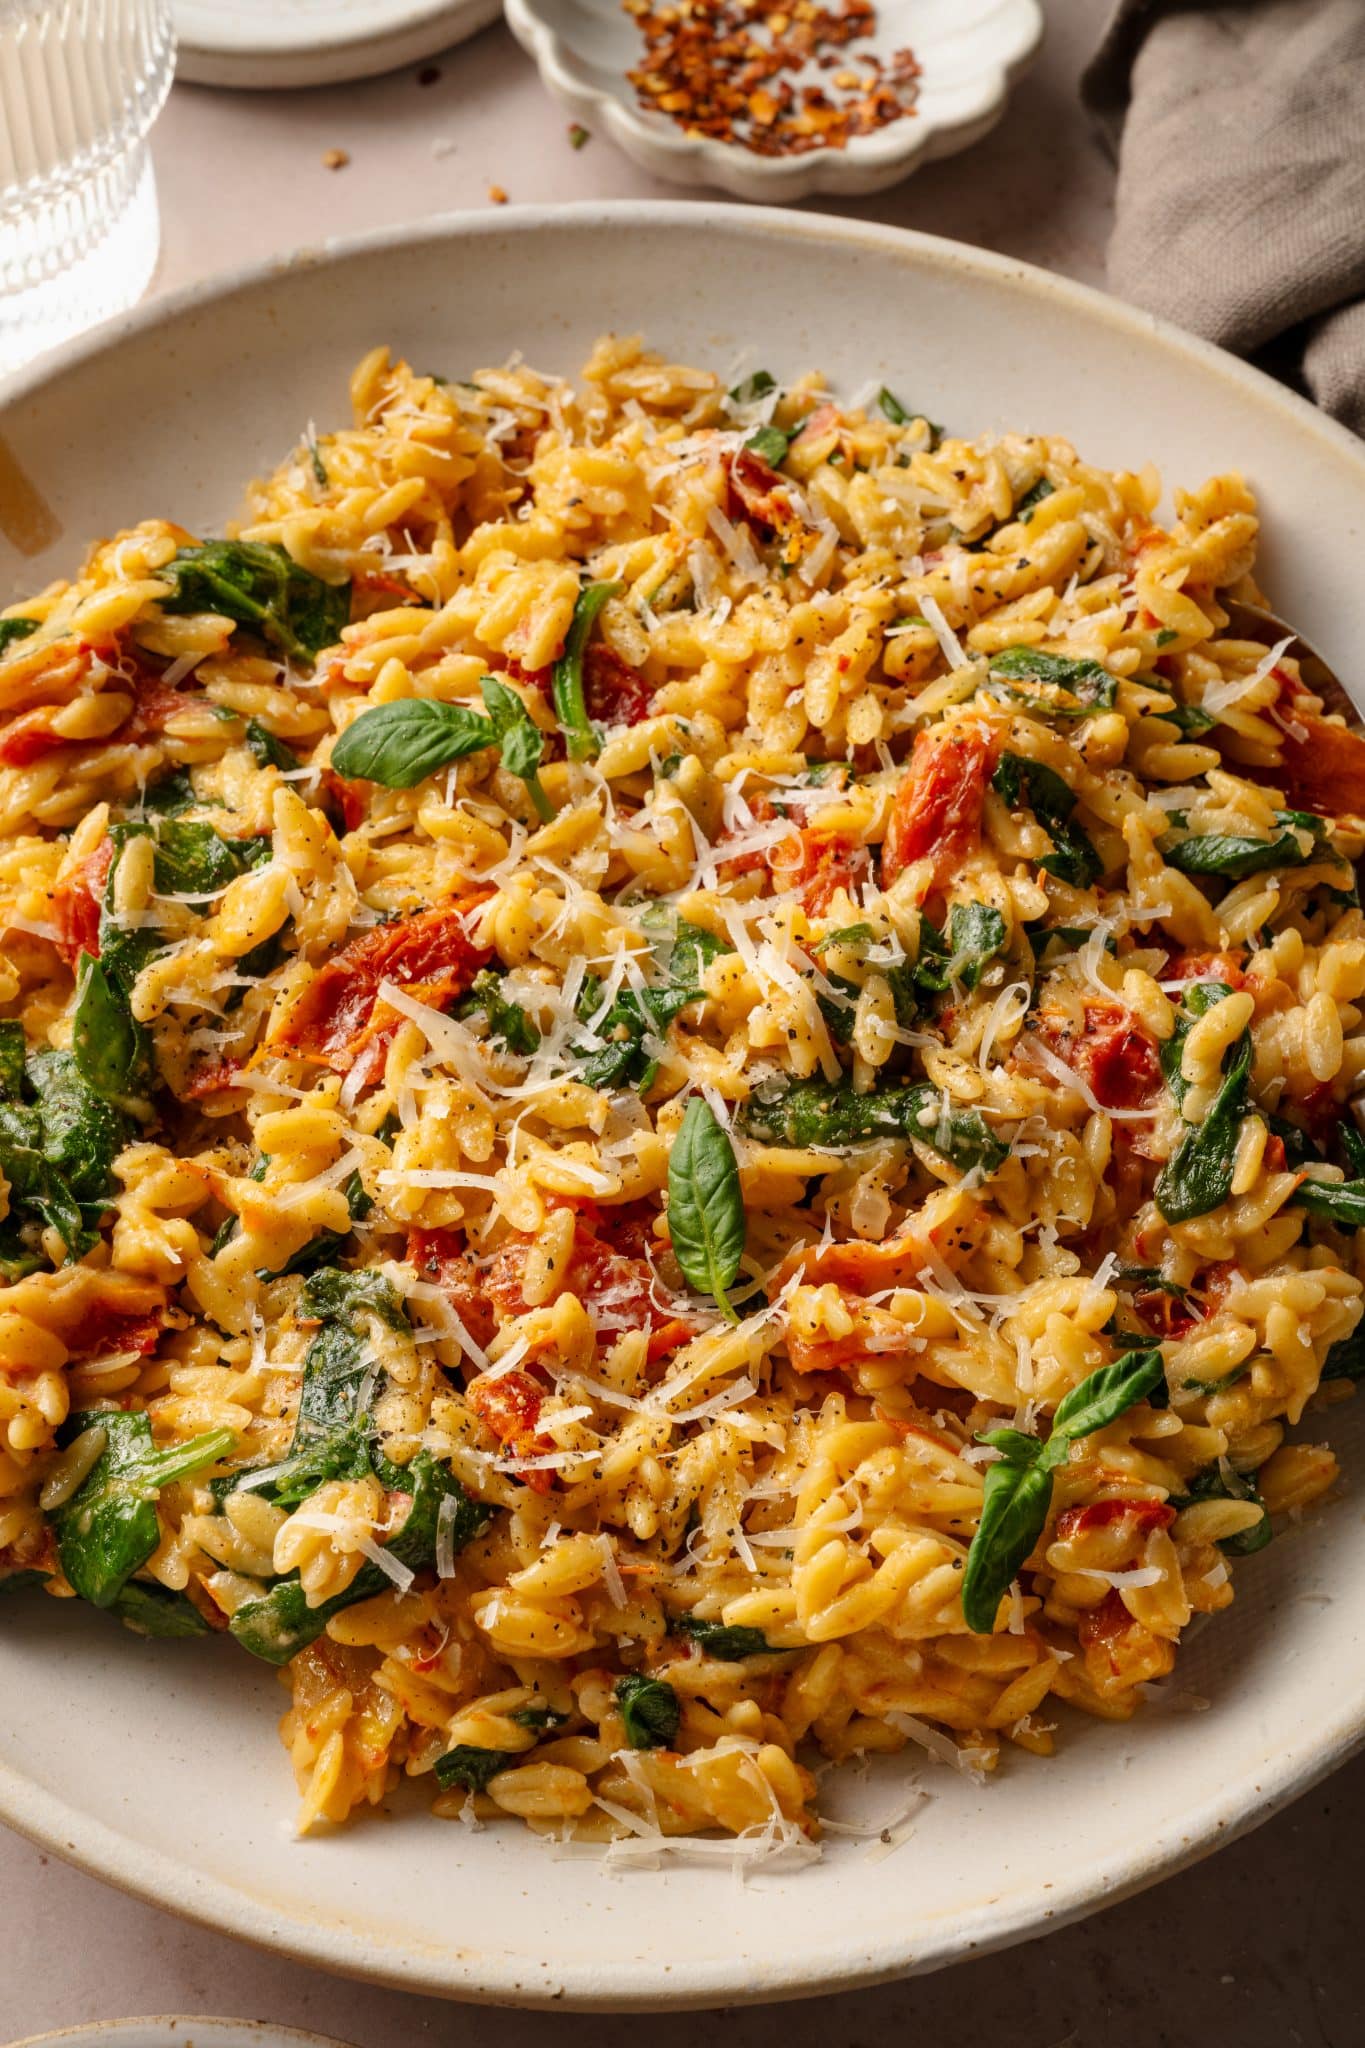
[11,2022,358,2048]
[2,204,1365,2011]
[172,0,501,89]
[505,0,1043,200]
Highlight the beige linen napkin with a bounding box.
[1082,0,1365,435]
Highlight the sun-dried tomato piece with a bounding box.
[51,837,114,965]
[0,713,67,767]
[467,1368,555,1494]
[882,723,994,890]
[272,891,493,1072]
[406,1226,497,1352]
[1054,1498,1175,1544]
[584,643,654,727]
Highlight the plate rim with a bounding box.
[2,200,1364,2008]
[171,0,502,88]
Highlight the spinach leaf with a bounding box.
[0,1568,51,1595]
[456,970,540,1056]
[553,580,620,762]
[254,1170,373,1282]
[55,1412,235,1609]
[1155,1031,1252,1224]
[1171,1467,1272,1555]
[480,674,554,821]
[111,1581,212,1637]
[669,920,730,990]
[992,752,1101,887]
[228,1451,488,1664]
[142,767,197,814]
[72,952,146,1105]
[992,646,1116,707]
[1158,981,1233,1114]
[122,818,271,897]
[961,1347,1164,1631]
[0,1048,135,1259]
[291,1265,408,1447]
[672,1616,785,1660]
[878,387,941,444]
[1159,702,1215,735]
[512,1703,569,1731]
[1014,478,1055,522]
[1160,811,1329,880]
[159,540,349,665]
[246,720,301,772]
[0,1021,25,1098]
[433,1744,517,1793]
[0,616,38,656]
[745,424,794,466]
[738,1078,1008,1175]
[728,370,776,406]
[330,698,496,787]
[1322,1320,1365,1381]
[667,1098,745,1320]
[913,902,1007,994]
[570,928,715,1092]
[615,1673,681,1749]
[1292,1176,1365,1230]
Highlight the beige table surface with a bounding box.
[4,1,1363,2041]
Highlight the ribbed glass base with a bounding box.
[0,143,160,374]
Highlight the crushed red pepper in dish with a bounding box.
[622,0,920,156]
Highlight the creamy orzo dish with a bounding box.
[1,336,1363,1849]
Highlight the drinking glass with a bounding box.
[0,0,175,375]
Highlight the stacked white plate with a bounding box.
[172,0,501,88]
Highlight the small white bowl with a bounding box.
[504,0,1043,201]
[10,2024,359,2048]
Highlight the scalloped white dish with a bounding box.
[3,204,1365,2011]
[504,0,1043,200]
[172,0,501,89]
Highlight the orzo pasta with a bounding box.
[2,336,1363,1851]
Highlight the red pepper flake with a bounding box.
[622,0,920,157]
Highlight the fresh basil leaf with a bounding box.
[962,1349,1165,1632]
[668,1098,745,1320]
[1050,1347,1165,1440]
[480,674,554,821]
[961,1455,1055,1634]
[615,1673,681,1749]
[331,698,496,788]
[553,580,620,762]
[1155,628,1179,648]
[877,387,941,444]
[159,539,348,665]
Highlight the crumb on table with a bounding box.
[322,147,350,170]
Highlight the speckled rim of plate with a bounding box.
[8,2022,361,2048]
[172,0,502,90]
[1,203,1365,2011]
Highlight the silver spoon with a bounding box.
[1221,597,1359,728]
